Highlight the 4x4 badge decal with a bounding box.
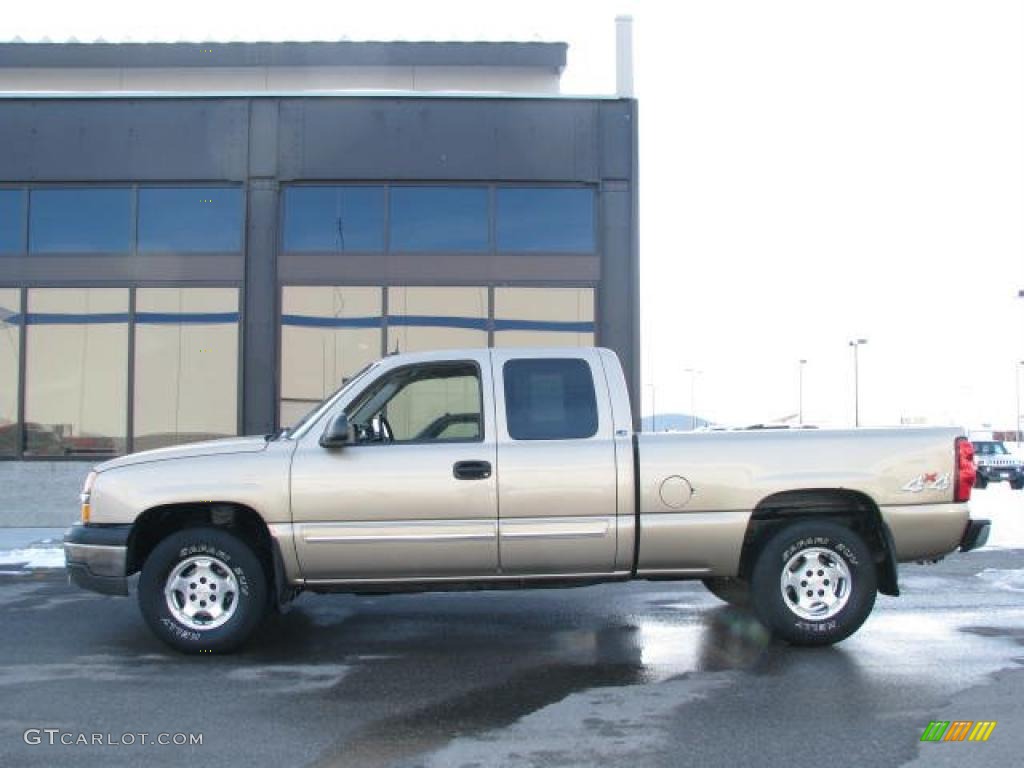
[902,472,950,493]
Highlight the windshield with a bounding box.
[973,442,1008,456]
[286,362,378,438]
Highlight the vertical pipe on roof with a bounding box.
[615,15,634,98]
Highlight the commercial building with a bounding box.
[0,39,639,522]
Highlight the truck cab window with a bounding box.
[346,363,482,444]
[503,358,598,440]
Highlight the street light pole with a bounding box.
[1017,361,1023,445]
[849,339,868,427]
[647,383,657,432]
[684,368,702,430]
[798,359,807,425]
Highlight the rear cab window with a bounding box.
[502,358,598,440]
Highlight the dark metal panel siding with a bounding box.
[278,253,601,284]
[242,180,279,434]
[248,99,279,179]
[0,100,248,181]
[277,99,599,182]
[0,254,244,285]
[598,100,640,429]
[599,100,635,181]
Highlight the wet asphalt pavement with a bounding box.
[0,544,1023,768]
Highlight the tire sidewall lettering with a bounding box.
[781,535,859,566]
[177,543,232,563]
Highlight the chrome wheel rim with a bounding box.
[164,555,239,631]
[780,546,852,621]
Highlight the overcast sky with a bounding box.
[5,0,1023,429]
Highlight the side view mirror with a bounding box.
[319,412,352,448]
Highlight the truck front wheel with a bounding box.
[138,527,268,654]
[750,520,876,646]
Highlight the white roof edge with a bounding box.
[0,89,623,100]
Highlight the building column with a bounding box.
[242,99,280,434]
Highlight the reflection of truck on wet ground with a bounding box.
[971,439,1024,490]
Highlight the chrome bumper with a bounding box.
[63,524,131,596]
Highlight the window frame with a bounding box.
[131,286,242,451]
[0,282,243,461]
[136,186,245,255]
[21,286,132,458]
[502,357,600,442]
[281,184,387,254]
[0,188,27,255]
[28,186,134,256]
[278,182,598,259]
[495,186,597,254]
[388,184,491,254]
[341,360,485,447]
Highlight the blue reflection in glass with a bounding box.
[138,187,242,253]
[497,188,595,253]
[284,187,385,252]
[29,188,132,253]
[390,187,488,252]
[0,190,25,253]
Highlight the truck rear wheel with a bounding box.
[749,520,876,646]
[138,527,267,654]
[701,577,750,608]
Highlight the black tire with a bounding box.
[701,577,751,609]
[749,520,876,647]
[974,475,988,489]
[1010,478,1023,491]
[138,527,268,654]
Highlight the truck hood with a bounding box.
[94,436,270,472]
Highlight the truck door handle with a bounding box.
[453,460,492,480]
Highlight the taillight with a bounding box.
[955,437,975,503]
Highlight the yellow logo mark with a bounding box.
[968,721,997,742]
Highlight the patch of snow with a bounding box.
[969,484,1024,550]
[0,546,65,569]
[977,568,1024,592]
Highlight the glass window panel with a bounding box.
[390,187,488,252]
[387,286,488,354]
[283,187,385,252]
[138,187,242,253]
[503,358,598,441]
[493,287,595,348]
[280,286,382,428]
[348,363,481,443]
[24,288,128,456]
[134,288,239,450]
[0,289,20,455]
[496,187,595,253]
[0,190,25,253]
[29,188,131,253]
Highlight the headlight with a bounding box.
[80,471,97,524]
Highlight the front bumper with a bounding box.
[978,466,1023,482]
[63,524,131,596]
[959,519,991,552]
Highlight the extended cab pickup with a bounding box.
[65,348,990,653]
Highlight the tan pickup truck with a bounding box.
[65,347,989,653]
